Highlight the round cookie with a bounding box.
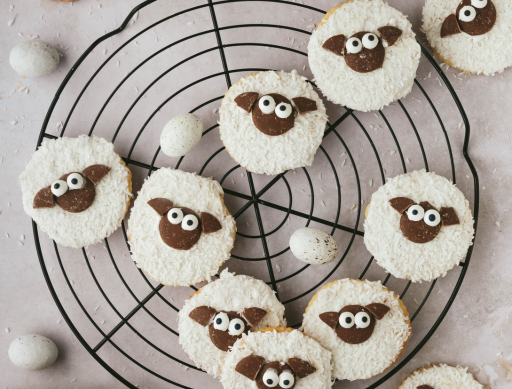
[398,364,483,389]
[302,279,411,381]
[364,169,475,282]
[19,135,132,248]
[308,0,421,112]
[219,70,328,175]
[178,270,286,379]
[423,0,512,75]
[127,168,236,286]
[222,327,332,389]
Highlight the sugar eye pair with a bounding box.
[212,312,245,336]
[346,33,379,54]
[339,311,371,329]
[51,173,86,197]
[167,208,199,231]
[459,0,487,22]
[258,96,293,118]
[407,205,441,226]
[262,369,294,388]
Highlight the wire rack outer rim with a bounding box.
[32,1,480,388]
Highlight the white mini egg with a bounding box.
[8,334,58,371]
[160,113,203,157]
[9,40,60,78]
[289,227,338,265]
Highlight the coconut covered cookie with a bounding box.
[219,70,327,175]
[364,170,474,282]
[222,327,332,389]
[308,0,421,112]
[178,270,286,379]
[398,364,483,389]
[19,135,132,248]
[423,0,512,75]
[302,279,411,381]
[128,168,235,286]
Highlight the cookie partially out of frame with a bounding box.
[398,364,483,389]
[308,0,421,112]
[364,170,474,282]
[219,70,328,175]
[422,0,512,75]
[302,279,411,381]
[128,168,236,286]
[178,269,286,379]
[19,135,132,248]
[222,327,332,389]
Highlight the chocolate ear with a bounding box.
[417,386,434,389]
[319,312,339,330]
[292,97,318,115]
[234,92,259,113]
[201,212,222,234]
[322,34,346,56]
[389,197,414,214]
[287,358,317,378]
[440,207,460,226]
[82,164,111,184]
[441,13,461,38]
[33,186,54,209]
[147,198,174,216]
[365,303,390,320]
[188,306,217,326]
[377,26,402,46]
[235,355,266,381]
[242,307,267,327]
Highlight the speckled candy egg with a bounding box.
[8,334,58,371]
[9,40,60,78]
[160,113,203,157]
[289,227,338,265]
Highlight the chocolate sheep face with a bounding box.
[234,92,318,136]
[321,26,403,73]
[188,306,267,352]
[441,0,496,38]
[319,303,390,344]
[33,164,111,213]
[147,198,222,250]
[235,355,316,388]
[389,197,460,244]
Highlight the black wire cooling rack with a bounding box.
[32,1,480,388]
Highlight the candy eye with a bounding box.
[67,173,85,190]
[228,318,245,336]
[279,371,295,388]
[407,205,424,222]
[259,95,276,114]
[213,312,229,331]
[51,180,68,197]
[346,37,362,54]
[262,368,279,388]
[424,209,441,226]
[168,208,184,224]
[459,6,476,22]
[339,311,355,328]
[355,312,371,328]
[275,103,292,119]
[471,0,487,8]
[362,33,378,49]
[182,214,199,231]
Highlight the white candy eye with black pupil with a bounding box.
[471,0,487,8]
[262,368,279,388]
[355,312,371,328]
[51,180,68,197]
[67,173,85,190]
[275,103,292,119]
[228,318,245,336]
[182,214,199,231]
[339,311,355,328]
[346,37,363,54]
[168,208,184,224]
[407,205,425,222]
[259,95,276,114]
[362,33,378,49]
[459,6,476,22]
[213,312,229,331]
[424,209,441,227]
[279,371,295,388]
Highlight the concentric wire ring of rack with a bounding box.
[33,1,479,388]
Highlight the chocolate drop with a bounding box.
[365,303,390,320]
[440,207,460,226]
[378,26,402,46]
[189,306,217,326]
[441,13,462,38]
[242,307,267,327]
[287,358,316,378]
[201,212,222,234]
[322,34,346,56]
[390,197,415,214]
[33,186,54,209]
[235,354,266,381]
[292,97,318,115]
[82,164,111,184]
[147,198,174,216]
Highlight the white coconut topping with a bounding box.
[422,0,512,75]
[221,329,332,389]
[128,168,236,286]
[308,0,421,112]
[302,279,411,381]
[219,70,328,175]
[19,135,131,248]
[364,170,474,282]
[178,269,286,379]
[399,364,483,389]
